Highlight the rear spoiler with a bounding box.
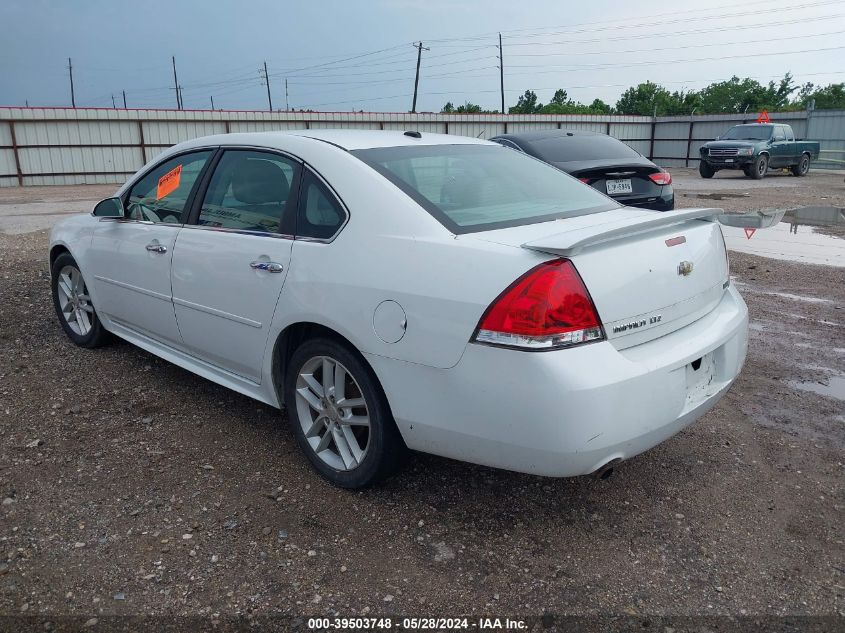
[521,207,723,257]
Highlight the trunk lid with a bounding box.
[467,207,729,349]
[558,161,664,205]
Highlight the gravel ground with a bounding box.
[0,176,843,629]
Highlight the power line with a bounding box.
[506,28,845,59]
[504,44,845,74]
[425,0,843,45]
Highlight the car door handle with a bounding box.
[250,261,284,273]
[146,243,167,253]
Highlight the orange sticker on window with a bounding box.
[156,164,182,199]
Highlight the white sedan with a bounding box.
[49,130,748,487]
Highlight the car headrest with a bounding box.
[232,159,290,205]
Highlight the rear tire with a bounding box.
[284,337,405,488]
[791,153,810,177]
[698,161,715,179]
[751,154,768,180]
[51,252,109,348]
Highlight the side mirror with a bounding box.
[93,197,124,218]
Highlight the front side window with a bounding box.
[126,151,212,223]
[773,127,786,142]
[352,144,618,234]
[198,150,298,234]
[296,171,346,240]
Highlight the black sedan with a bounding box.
[491,130,674,211]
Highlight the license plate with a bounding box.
[606,179,633,195]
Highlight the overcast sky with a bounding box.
[1,0,843,112]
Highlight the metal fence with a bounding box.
[1,106,843,187]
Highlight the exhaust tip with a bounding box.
[592,458,622,481]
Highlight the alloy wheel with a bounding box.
[56,265,94,336]
[294,355,370,471]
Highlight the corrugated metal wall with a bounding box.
[1,107,842,187]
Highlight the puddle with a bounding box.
[721,206,845,267]
[787,375,845,401]
[683,191,750,200]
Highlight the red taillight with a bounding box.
[648,171,672,185]
[474,259,605,350]
[578,177,591,184]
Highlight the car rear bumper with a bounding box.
[365,285,748,477]
[600,185,674,212]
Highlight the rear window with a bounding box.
[351,144,618,234]
[526,135,641,163]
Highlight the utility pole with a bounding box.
[411,42,429,113]
[172,56,181,110]
[178,85,184,110]
[498,33,505,114]
[111,94,116,108]
[210,95,215,110]
[285,78,289,111]
[68,57,76,108]
[261,61,273,111]
[122,90,127,108]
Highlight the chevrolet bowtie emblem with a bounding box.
[678,261,694,276]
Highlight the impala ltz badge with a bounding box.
[678,261,694,276]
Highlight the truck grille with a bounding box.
[709,147,739,157]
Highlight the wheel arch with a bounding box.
[49,243,71,271]
[271,321,393,414]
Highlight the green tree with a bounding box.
[588,99,612,114]
[441,101,455,113]
[798,83,845,109]
[455,102,483,113]
[509,90,543,114]
[615,81,674,115]
[550,89,571,106]
[696,73,796,114]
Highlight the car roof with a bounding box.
[493,129,606,142]
[173,129,494,153]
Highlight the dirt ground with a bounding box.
[0,171,843,630]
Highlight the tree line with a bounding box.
[440,73,845,115]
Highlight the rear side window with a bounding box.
[526,135,640,163]
[198,150,299,234]
[296,171,347,240]
[127,151,212,223]
[352,144,617,234]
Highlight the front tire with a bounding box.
[751,154,768,180]
[285,337,404,488]
[698,161,715,179]
[791,153,810,177]
[51,252,109,348]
